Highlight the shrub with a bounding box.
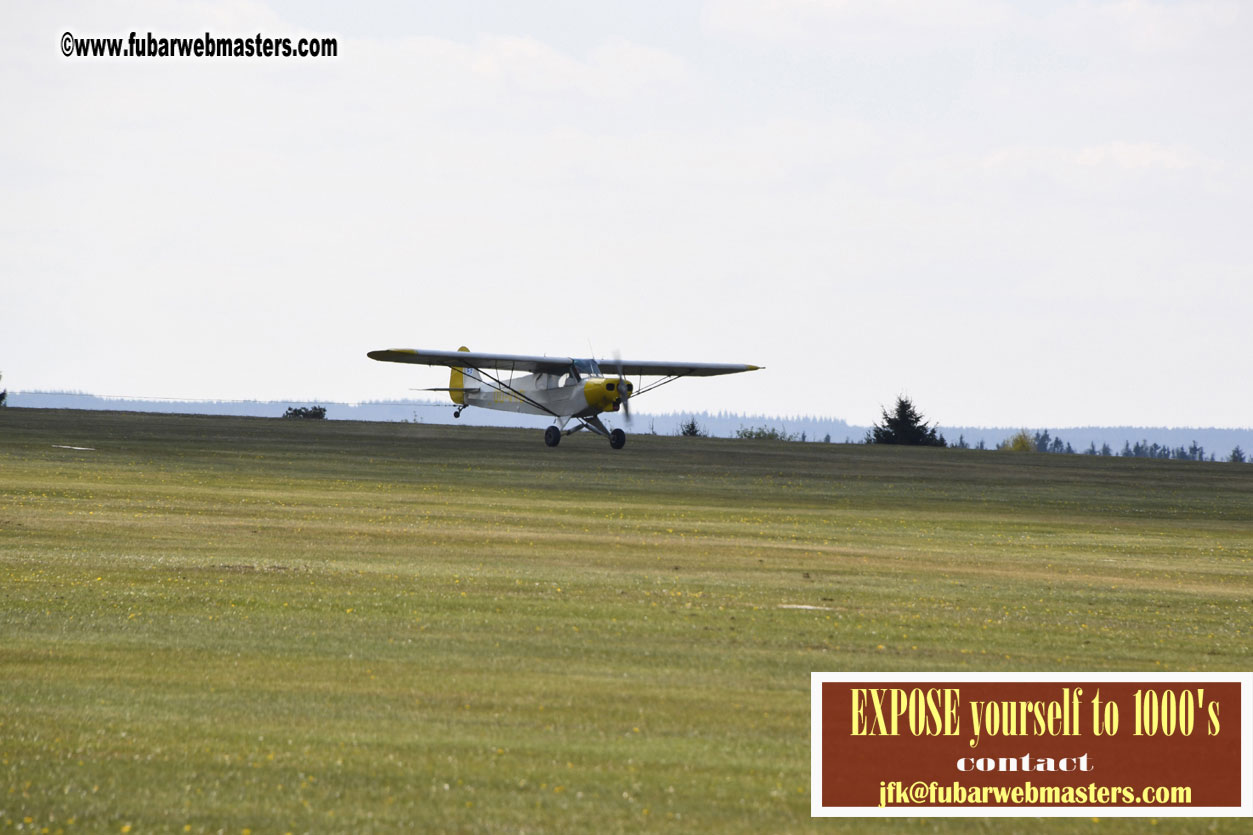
[999,430,1035,452]
[283,406,327,420]
[735,425,798,441]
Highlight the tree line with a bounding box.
[683,396,1250,464]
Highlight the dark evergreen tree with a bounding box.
[866,397,946,447]
[678,416,705,437]
[1231,446,1246,464]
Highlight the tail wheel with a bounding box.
[544,426,561,447]
[609,428,626,450]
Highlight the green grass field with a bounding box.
[2,408,1250,834]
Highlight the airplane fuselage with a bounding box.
[460,366,630,419]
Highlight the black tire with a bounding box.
[609,428,626,450]
[544,426,561,447]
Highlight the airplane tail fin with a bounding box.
[449,345,477,405]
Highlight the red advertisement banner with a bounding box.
[811,673,1252,817]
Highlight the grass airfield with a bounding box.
[2,408,1251,834]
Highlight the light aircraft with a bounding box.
[367,347,762,449]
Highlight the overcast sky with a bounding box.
[3,1,1251,428]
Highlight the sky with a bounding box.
[3,1,1251,428]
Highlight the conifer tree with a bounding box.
[867,396,946,447]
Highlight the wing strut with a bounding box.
[630,375,682,398]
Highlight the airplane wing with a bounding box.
[367,348,575,374]
[599,359,762,377]
[369,349,762,377]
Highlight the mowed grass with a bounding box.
[2,408,1251,834]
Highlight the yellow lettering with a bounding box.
[850,689,869,735]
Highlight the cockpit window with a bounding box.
[572,359,601,377]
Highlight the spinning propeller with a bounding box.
[611,352,633,424]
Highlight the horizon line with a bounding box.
[8,390,1253,433]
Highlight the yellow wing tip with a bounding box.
[368,348,418,361]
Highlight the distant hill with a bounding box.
[9,391,1252,458]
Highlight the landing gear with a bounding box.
[453,406,464,419]
[543,419,624,449]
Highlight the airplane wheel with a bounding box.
[609,429,626,450]
[544,426,561,447]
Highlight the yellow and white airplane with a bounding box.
[368,347,762,449]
